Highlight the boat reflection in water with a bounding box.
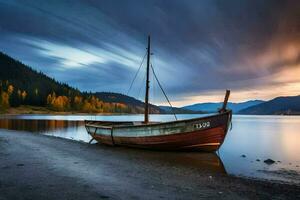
[0,118,226,175]
[131,150,227,174]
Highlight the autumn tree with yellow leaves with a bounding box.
[79,95,129,113]
[0,83,13,110]
[47,92,71,111]
[0,80,130,113]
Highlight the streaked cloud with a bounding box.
[20,37,144,70]
[0,0,299,105]
[22,38,106,68]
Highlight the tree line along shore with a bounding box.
[0,80,133,114]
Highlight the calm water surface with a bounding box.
[1,114,300,184]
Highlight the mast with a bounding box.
[220,90,230,113]
[144,35,151,123]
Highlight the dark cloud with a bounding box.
[0,0,299,104]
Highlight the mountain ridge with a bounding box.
[182,100,265,113]
[159,105,205,114]
[238,95,300,115]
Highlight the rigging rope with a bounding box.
[152,65,155,106]
[126,51,147,95]
[150,64,177,120]
[137,72,146,101]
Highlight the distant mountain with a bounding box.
[182,100,265,113]
[159,106,204,114]
[238,95,300,115]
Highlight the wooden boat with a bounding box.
[85,36,232,152]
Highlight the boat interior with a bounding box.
[85,120,159,128]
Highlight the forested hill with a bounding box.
[93,92,163,114]
[0,51,161,113]
[0,52,80,107]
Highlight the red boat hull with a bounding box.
[85,110,232,152]
[92,126,226,151]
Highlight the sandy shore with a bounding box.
[1,130,300,200]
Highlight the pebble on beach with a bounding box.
[264,159,275,165]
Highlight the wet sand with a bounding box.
[1,130,300,200]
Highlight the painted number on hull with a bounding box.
[194,122,210,129]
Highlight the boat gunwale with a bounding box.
[85,110,232,129]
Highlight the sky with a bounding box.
[0,0,299,106]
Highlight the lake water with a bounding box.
[1,114,300,184]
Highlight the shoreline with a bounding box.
[1,130,300,199]
[1,105,300,116]
[1,105,137,116]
